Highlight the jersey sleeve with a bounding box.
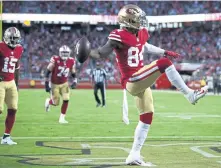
[50,56,56,65]
[138,28,150,45]
[108,30,122,42]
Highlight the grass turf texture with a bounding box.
[0,89,220,168]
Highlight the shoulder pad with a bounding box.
[138,28,150,45]
[108,29,122,42]
[16,45,24,52]
[69,57,75,64]
[50,55,58,64]
[108,29,137,46]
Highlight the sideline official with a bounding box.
[92,62,107,107]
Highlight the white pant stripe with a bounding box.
[129,66,159,82]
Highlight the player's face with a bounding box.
[4,27,21,48]
[60,51,70,60]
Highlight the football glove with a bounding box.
[164,50,180,59]
[45,81,51,92]
[71,78,77,89]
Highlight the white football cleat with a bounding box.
[1,137,17,145]
[126,153,154,167]
[185,86,208,105]
[45,98,50,112]
[59,118,68,124]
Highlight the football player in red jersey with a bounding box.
[0,27,23,145]
[90,5,208,166]
[44,45,77,124]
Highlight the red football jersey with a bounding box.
[108,28,149,88]
[0,42,23,81]
[50,56,75,84]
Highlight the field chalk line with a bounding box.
[5,136,221,140]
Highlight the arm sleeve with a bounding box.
[144,42,165,55]
[45,69,51,79]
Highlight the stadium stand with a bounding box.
[2,1,221,88]
[3,1,221,15]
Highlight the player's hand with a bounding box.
[164,50,180,59]
[71,82,77,89]
[16,85,19,91]
[71,78,77,89]
[45,81,51,92]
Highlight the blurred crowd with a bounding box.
[3,1,221,15]
[5,21,220,82]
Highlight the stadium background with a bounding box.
[0,1,221,168]
[1,1,221,91]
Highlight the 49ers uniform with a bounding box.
[0,42,23,111]
[50,55,75,105]
[108,28,159,113]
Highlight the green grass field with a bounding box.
[0,89,220,168]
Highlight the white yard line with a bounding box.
[8,136,221,140]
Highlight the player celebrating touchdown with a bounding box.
[44,45,77,124]
[89,4,208,166]
[0,27,23,145]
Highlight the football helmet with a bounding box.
[3,27,21,48]
[118,4,147,31]
[59,45,71,60]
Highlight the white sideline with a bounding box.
[6,136,221,140]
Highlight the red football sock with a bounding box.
[5,109,17,134]
[49,99,55,106]
[61,101,68,115]
[140,112,153,124]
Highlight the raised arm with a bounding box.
[144,43,165,55]
[90,39,123,59]
[144,42,180,59]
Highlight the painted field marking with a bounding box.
[66,143,157,167]
[81,144,91,149]
[64,157,125,166]
[190,145,221,158]
[92,145,131,153]
[9,120,221,125]
[8,136,221,140]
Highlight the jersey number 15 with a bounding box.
[2,57,18,73]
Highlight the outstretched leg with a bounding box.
[127,57,208,104]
